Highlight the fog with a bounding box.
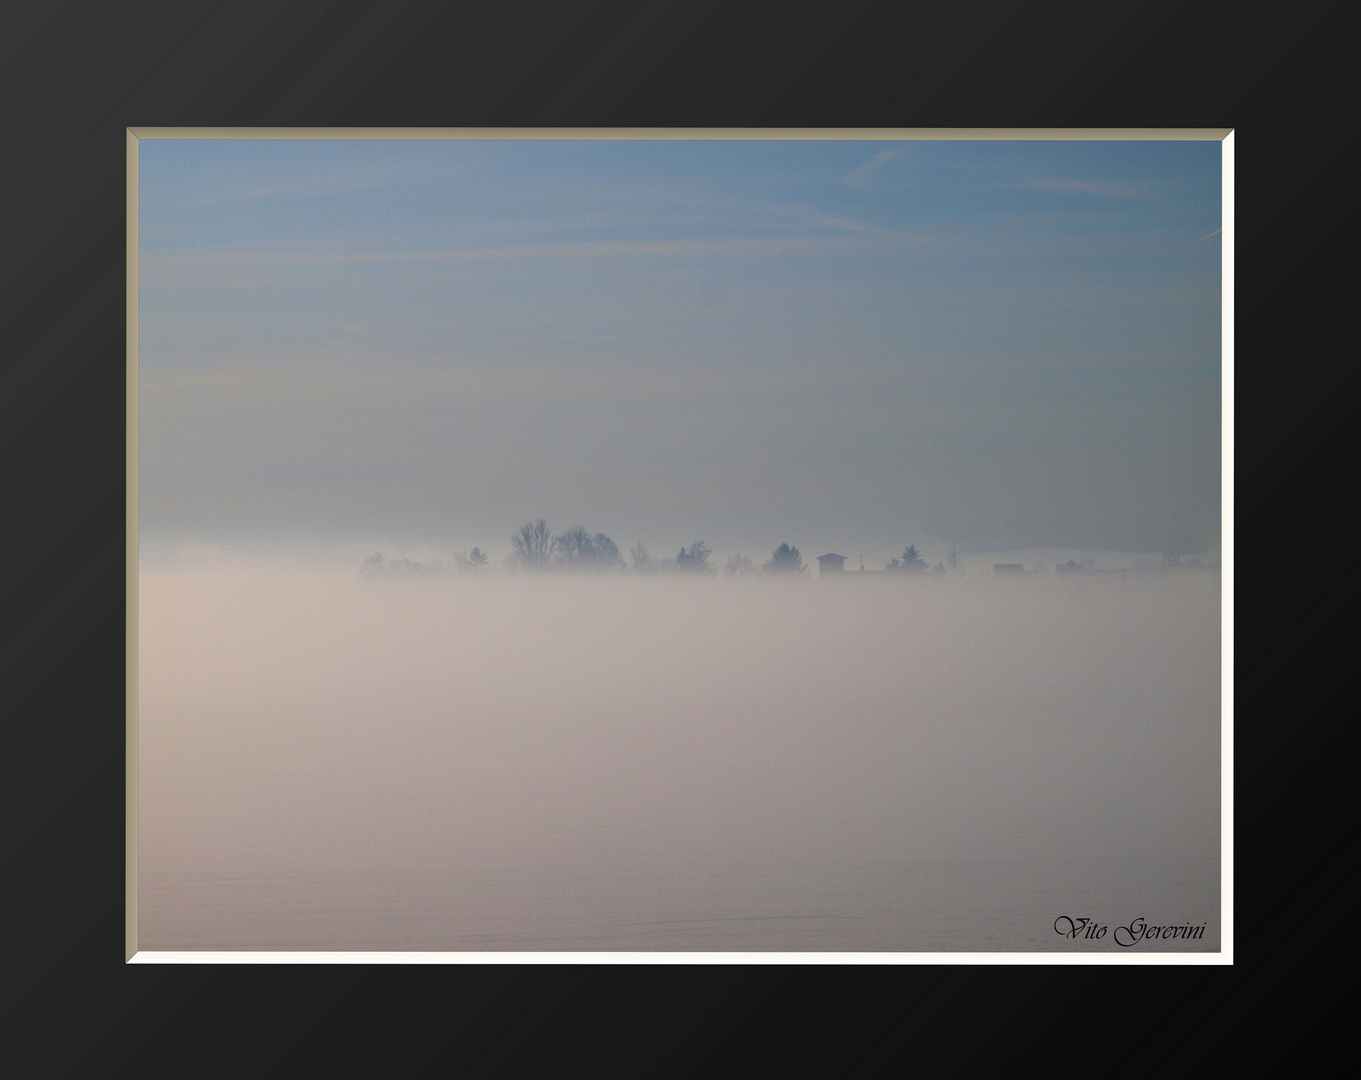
[138,562,1220,951]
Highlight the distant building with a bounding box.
[1055,561,1173,576]
[817,553,846,576]
[994,564,1025,575]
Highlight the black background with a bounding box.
[1,0,1347,1073]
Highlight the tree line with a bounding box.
[362,519,958,578]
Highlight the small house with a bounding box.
[817,553,846,576]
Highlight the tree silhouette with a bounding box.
[724,553,756,577]
[554,525,593,562]
[888,545,927,573]
[590,533,624,570]
[455,547,489,572]
[360,551,435,577]
[630,542,660,573]
[675,541,713,573]
[554,526,625,571]
[765,543,805,574]
[510,519,554,571]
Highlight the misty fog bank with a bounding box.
[139,563,1221,951]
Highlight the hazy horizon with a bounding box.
[139,530,1220,582]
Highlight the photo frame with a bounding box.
[126,127,1232,963]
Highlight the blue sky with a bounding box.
[138,138,1222,561]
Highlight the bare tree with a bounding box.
[554,525,593,566]
[724,553,756,577]
[591,533,624,570]
[630,542,660,573]
[510,519,554,571]
[946,547,960,573]
[554,526,625,571]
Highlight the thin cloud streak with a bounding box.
[842,147,904,188]
[137,224,1189,294]
[756,202,879,234]
[1030,178,1148,200]
[140,231,914,271]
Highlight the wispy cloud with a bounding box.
[841,147,903,189]
[759,203,878,234]
[1029,178,1147,200]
